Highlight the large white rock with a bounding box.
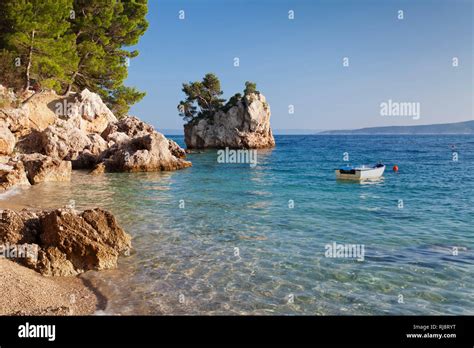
[94,117,191,172]
[184,92,275,149]
[40,119,92,161]
[65,89,117,134]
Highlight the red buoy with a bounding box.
[393,165,399,172]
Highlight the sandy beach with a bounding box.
[0,258,98,315]
[0,193,107,316]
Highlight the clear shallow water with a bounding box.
[2,135,473,315]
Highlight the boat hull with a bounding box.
[335,165,385,181]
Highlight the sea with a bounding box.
[2,135,473,315]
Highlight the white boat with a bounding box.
[335,163,386,180]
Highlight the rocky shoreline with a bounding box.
[0,84,275,315]
[0,85,192,315]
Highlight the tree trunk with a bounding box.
[25,30,35,91]
[64,52,88,96]
[64,71,78,96]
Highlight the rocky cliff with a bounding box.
[0,85,191,192]
[184,92,275,149]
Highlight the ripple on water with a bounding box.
[1,135,473,315]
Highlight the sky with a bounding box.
[126,0,473,132]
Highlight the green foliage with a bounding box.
[178,73,226,122]
[1,0,78,92]
[223,93,242,112]
[68,0,148,114]
[109,86,146,119]
[0,0,148,115]
[0,49,24,90]
[178,75,261,122]
[244,81,258,95]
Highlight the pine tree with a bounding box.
[178,73,226,121]
[67,0,148,117]
[1,0,78,92]
[243,81,258,95]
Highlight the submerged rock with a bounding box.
[184,92,275,149]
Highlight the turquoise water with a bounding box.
[4,135,473,315]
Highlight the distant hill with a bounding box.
[320,120,474,135]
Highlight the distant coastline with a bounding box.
[162,120,474,137]
[319,120,474,135]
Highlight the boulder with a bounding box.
[20,153,71,184]
[0,160,30,191]
[0,207,132,277]
[73,133,108,169]
[0,85,31,138]
[0,124,16,155]
[94,116,191,173]
[102,116,153,139]
[1,88,190,177]
[22,91,60,132]
[0,209,38,245]
[37,208,131,275]
[97,131,191,172]
[184,92,275,149]
[168,139,187,159]
[0,108,30,138]
[105,131,130,146]
[62,89,117,134]
[14,130,43,154]
[40,119,92,161]
[30,247,77,277]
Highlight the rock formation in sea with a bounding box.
[0,84,191,191]
[0,207,131,277]
[184,92,275,149]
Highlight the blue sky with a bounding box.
[126,0,473,131]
